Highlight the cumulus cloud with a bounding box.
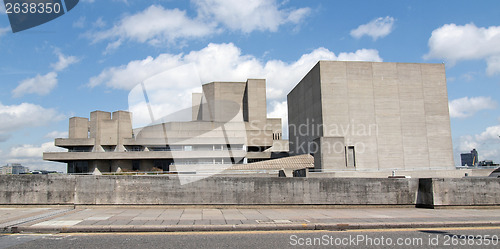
[89,1,310,50]
[51,51,80,71]
[268,100,288,137]
[350,16,395,41]
[88,42,382,130]
[476,125,500,142]
[90,5,216,49]
[4,141,67,172]
[193,0,310,33]
[0,102,65,142]
[0,102,64,133]
[12,72,58,98]
[12,50,78,97]
[9,141,66,158]
[424,23,500,75]
[449,96,496,118]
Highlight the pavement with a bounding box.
[1,206,500,233]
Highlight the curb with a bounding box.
[12,221,500,234]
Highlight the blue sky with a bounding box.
[1,0,500,172]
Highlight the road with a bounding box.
[2,227,500,248]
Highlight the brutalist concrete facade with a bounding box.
[44,79,288,173]
[288,61,454,173]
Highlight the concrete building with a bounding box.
[461,149,479,167]
[288,61,455,176]
[44,79,288,173]
[1,163,29,174]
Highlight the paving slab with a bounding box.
[3,207,500,233]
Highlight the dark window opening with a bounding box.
[346,146,356,167]
[68,161,89,173]
[132,160,140,171]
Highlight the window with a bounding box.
[346,146,356,167]
[69,146,92,152]
[132,160,140,171]
[153,160,170,171]
[102,146,116,152]
[126,146,143,152]
[149,146,170,151]
[68,161,88,173]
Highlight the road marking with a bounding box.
[54,226,500,236]
[346,226,500,233]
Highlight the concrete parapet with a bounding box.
[417,178,500,208]
[0,175,75,205]
[0,175,498,206]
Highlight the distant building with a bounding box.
[478,160,499,167]
[1,163,29,174]
[461,149,478,167]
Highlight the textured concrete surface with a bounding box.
[2,207,500,233]
[288,61,454,174]
[419,178,500,207]
[1,175,499,206]
[0,175,419,205]
[45,79,287,173]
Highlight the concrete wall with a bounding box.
[417,178,500,208]
[1,175,498,206]
[288,63,323,156]
[288,61,454,173]
[69,117,89,139]
[0,175,418,205]
[0,175,76,205]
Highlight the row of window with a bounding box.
[67,144,246,152]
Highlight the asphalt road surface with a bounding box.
[2,227,500,249]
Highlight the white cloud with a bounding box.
[4,141,67,172]
[193,0,310,33]
[424,23,500,75]
[9,142,66,158]
[12,51,78,97]
[476,125,500,142]
[90,5,216,49]
[0,102,65,139]
[12,72,58,98]
[449,96,496,118]
[89,42,382,130]
[350,16,395,41]
[51,51,80,71]
[90,1,310,49]
[268,100,288,137]
[44,131,68,139]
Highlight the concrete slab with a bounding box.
[5,207,500,234]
